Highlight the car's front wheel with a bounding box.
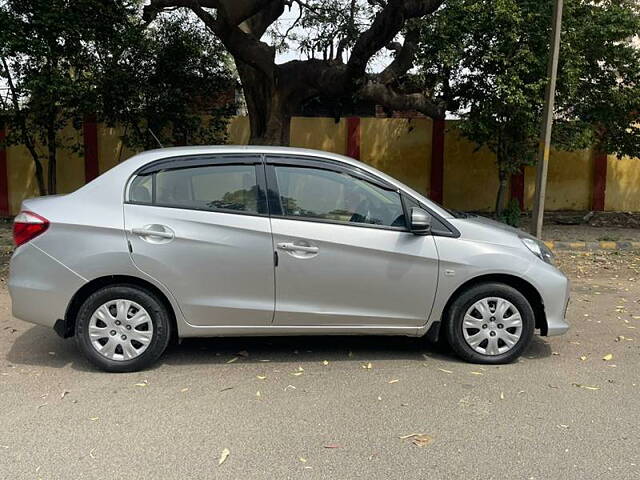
[445,283,535,364]
[75,285,171,372]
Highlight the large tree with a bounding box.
[142,0,448,145]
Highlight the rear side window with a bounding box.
[129,164,263,214]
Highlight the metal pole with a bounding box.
[531,0,563,238]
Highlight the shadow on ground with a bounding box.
[5,324,553,372]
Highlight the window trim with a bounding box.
[125,154,268,216]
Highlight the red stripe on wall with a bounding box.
[346,117,360,160]
[0,125,9,216]
[592,151,607,211]
[510,168,525,210]
[83,115,99,183]
[430,118,445,205]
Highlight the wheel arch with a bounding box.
[60,275,179,339]
[431,273,548,340]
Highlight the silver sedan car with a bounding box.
[9,146,569,372]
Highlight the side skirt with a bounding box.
[177,323,432,338]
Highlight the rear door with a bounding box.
[266,156,439,327]
[123,154,275,326]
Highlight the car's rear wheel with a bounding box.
[75,285,171,372]
[445,283,535,364]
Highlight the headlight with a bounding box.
[521,237,554,264]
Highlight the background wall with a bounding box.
[1,116,638,215]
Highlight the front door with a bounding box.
[266,157,439,327]
[123,155,275,326]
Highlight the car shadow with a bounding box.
[5,324,553,372]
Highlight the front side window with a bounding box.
[273,166,405,228]
[130,164,261,214]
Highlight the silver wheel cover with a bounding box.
[88,299,154,361]
[462,297,523,356]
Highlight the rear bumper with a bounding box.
[8,243,85,328]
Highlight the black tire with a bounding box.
[75,285,171,372]
[444,283,535,364]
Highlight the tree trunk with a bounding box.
[237,62,294,146]
[46,123,57,195]
[33,156,47,196]
[495,169,508,219]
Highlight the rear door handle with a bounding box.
[131,227,174,240]
[277,242,319,254]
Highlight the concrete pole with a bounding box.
[531,0,563,238]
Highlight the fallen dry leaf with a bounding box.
[180,388,189,392]
[500,392,505,400]
[579,356,587,361]
[256,375,267,380]
[572,383,600,391]
[226,357,239,364]
[400,433,434,447]
[470,371,483,376]
[362,362,372,369]
[602,353,613,361]
[218,448,230,465]
[324,444,340,449]
[322,360,329,366]
[388,379,399,384]
[60,390,70,399]
[299,457,307,463]
[437,368,452,374]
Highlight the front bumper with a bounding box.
[534,263,570,336]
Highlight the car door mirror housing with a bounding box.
[410,207,432,234]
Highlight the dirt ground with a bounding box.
[1,230,639,477]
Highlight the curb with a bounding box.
[544,240,640,251]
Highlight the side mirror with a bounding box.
[410,207,432,234]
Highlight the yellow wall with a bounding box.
[98,124,138,173]
[605,154,640,211]
[291,117,347,155]
[360,117,431,195]
[6,142,42,214]
[443,126,499,212]
[4,116,640,215]
[523,148,593,211]
[228,116,250,145]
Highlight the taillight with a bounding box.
[13,211,49,247]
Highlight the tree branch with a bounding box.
[357,81,446,119]
[379,27,420,84]
[346,0,443,84]
[144,0,280,76]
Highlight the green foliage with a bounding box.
[499,198,522,227]
[416,0,640,213]
[100,12,237,150]
[0,1,236,193]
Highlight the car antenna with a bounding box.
[148,128,164,148]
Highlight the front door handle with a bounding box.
[131,225,175,240]
[277,242,319,254]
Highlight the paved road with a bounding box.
[0,251,638,479]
